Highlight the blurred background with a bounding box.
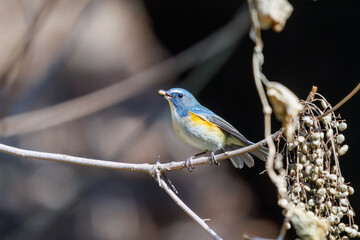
[0,0,359,239]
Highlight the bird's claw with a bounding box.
[183,156,196,171]
[210,152,220,166]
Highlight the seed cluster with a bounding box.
[281,95,357,239]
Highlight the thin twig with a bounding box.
[305,86,318,102]
[317,82,360,119]
[159,176,222,240]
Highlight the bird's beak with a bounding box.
[158,89,172,99]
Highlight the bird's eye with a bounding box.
[178,93,183,98]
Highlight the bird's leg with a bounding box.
[210,147,222,166]
[183,151,207,171]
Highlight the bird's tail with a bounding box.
[224,144,268,169]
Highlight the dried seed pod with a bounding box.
[336,134,345,144]
[316,148,324,158]
[348,209,355,217]
[338,145,349,156]
[316,178,325,186]
[285,221,291,230]
[338,184,348,193]
[321,100,328,109]
[329,174,337,181]
[338,223,346,232]
[302,144,308,154]
[280,96,357,238]
[322,115,331,124]
[296,163,303,170]
[327,215,335,223]
[307,119,314,127]
[304,160,311,167]
[340,191,349,198]
[303,185,311,192]
[305,166,313,175]
[298,136,305,143]
[339,177,345,183]
[332,206,339,214]
[350,229,358,238]
[348,186,355,195]
[340,206,348,213]
[328,187,337,195]
[316,158,323,166]
[303,116,311,123]
[288,142,297,151]
[292,187,302,193]
[311,174,318,181]
[340,198,348,206]
[311,139,320,149]
[320,203,326,211]
[326,129,334,139]
[317,196,325,203]
[312,132,321,140]
[300,154,307,163]
[339,122,347,131]
[330,181,338,188]
[331,121,339,128]
[322,171,330,177]
[345,227,352,234]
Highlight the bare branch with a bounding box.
[159,176,222,240]
[0,131,279,175]
[305,85,318,102]
[0,142,151,173]
[317,82,360,119]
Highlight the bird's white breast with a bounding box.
[169,105,225,151]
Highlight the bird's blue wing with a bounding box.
[190,105,268,167]
[190,106,251,145]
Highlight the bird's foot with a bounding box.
[210,151,220,166]
[183,156,196,172]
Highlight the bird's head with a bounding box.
[158,88,199,114]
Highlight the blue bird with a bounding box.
[158,88,268,169]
